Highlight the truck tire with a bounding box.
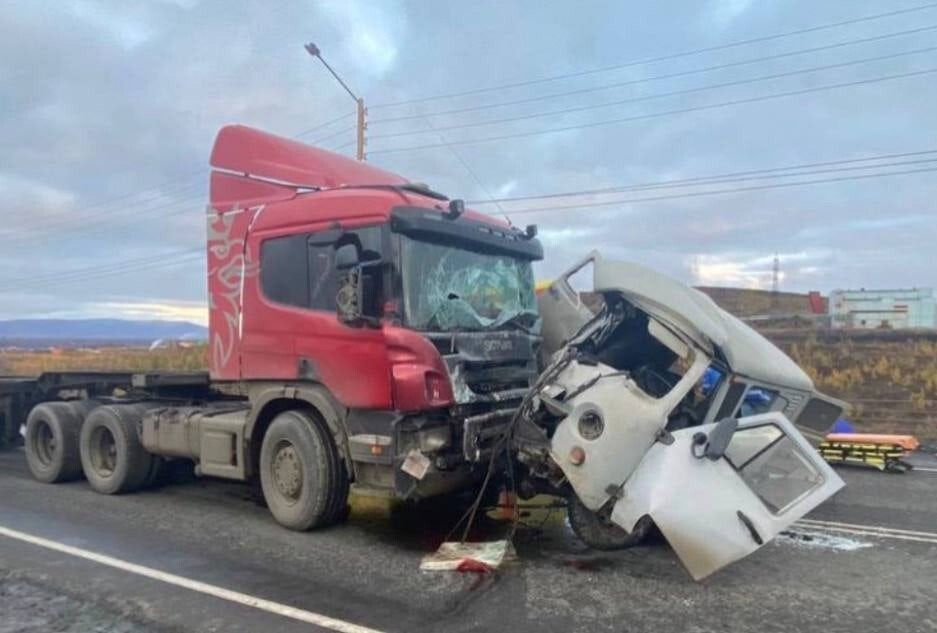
[24,402,85,483]
[80,405,154,495]
[259,409,349,531]
[567,496,653,550]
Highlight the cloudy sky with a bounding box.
[2,0,936,325]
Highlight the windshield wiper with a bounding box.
[490,310,539,334]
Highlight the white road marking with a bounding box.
[793,519,937,545]
[0,525,386,633]
[912,466,937,473]
[797,518,937,539]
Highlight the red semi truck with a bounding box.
[3,125,544,530]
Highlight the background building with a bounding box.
[829,288,937,329]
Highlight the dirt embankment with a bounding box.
[765,329,937,441]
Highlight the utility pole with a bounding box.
[772,253,780,309]
[304,42,367,161]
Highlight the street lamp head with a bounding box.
[304,42,320,57]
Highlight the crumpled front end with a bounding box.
[518,253,845,579]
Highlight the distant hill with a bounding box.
[0,319,208,342]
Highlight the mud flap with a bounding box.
[611,412,844,580]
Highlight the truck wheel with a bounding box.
[259,410,349,531]
[567,496,653,550]
[80,405,154,495]
[24,403,84,483]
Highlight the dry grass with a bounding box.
[769,330,937,440]
[3,330,934,440]
[697,287,822,317]
[0,344,208,375]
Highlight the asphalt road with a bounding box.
[1,448,936,633]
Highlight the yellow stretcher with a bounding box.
[819,433,920,473]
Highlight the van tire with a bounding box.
[567,495,653,550]
[259,410,348,531]
[24,403,85,483]
[80,405,153,494]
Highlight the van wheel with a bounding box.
[259,410,349,531]
[24,403,84,483]
[80,405,153,494]
[567,496,653,550]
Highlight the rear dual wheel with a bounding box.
[79,404,155,494]
[24,402,87,483]
[259,410,349,531]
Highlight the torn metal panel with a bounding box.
[590,254,813,391]
[610,412,844,580]
[428,331,538,405]
[547,347,707,510]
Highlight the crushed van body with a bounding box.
[515,251,845,579]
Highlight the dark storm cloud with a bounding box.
[1,0,935,321]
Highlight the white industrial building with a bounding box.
[829,288,937,329]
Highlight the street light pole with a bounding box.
[304,42,367,161]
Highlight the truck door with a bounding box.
[610,411,844,580]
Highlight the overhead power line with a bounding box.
[0,186,207,246]
[466,149,937,205]
[369,46,937,141]
[481,165,937,218]
[369,66,937,154]
[0,122,352,246]
[290,110,357,139]
[20,6,937,236]
[371,2,937,108]
[12,112,357,239]
[0,249,204,292]
[371,24,937,125]
[5,156,934,290]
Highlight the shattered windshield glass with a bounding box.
[400,236,538,332]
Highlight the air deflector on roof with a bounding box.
[209,125,408,190]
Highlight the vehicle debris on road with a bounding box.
[419,540,514,572]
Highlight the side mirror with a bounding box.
[335,243,360,270]
[704,417,739,461]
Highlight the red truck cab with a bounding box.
[208,125,543,500]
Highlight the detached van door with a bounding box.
[611,412,844,580]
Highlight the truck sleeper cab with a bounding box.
[19,125,543,532]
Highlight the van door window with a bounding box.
[725,424,824,514]
[738,386,786,417]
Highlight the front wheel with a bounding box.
[259,410,349,531]
[567,495,653,550]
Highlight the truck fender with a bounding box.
[245,382,352,479]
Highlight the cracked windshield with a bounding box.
[400,236,537,331]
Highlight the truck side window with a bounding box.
[307,225,384,312]
[260,234,310,308]
[308,245,338,310]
